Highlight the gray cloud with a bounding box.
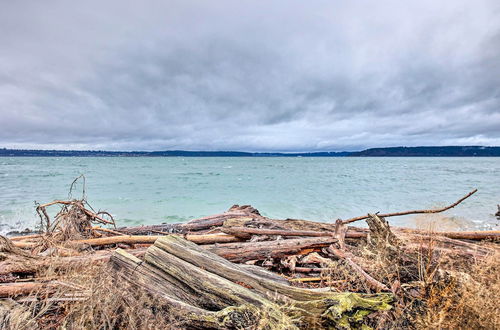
[1,0,499,151]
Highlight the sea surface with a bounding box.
[0,157,499,233]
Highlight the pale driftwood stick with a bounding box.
[293,267,330,273]
[9,234,43,241]
[341,189,477,225]
[289,277,344,283]
[90,227,124,236]
[0,282,59,297]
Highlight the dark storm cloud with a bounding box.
[1,0,499,151]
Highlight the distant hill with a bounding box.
[0,148,349,157]
[0,146,499,157]
[349,146,500,157]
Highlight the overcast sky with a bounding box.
[1,1,499,151]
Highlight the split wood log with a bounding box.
[111,249,289,329]
[111,236,393,328]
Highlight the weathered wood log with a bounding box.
[206,236,338,263]
[223,216,338,232]
[116,205,260,235]
[393,228,500,241]
[111,248,293,329]
[221,226,366,239]
[111,236,394,328]
[12,233,241,249]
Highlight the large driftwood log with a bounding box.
[221,226,366,239]
[111,236,393,329]
[206,236,338,263]
[116,205,261,235]
[12,233,241,249]
[393,228,500,241]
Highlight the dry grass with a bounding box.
[6,264,181,329]
[61,267,180,330]
[417,251,500,329]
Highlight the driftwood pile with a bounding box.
[1,190,499,328]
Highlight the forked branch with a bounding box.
[341,189,477,225]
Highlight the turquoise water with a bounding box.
[0,157,499,233]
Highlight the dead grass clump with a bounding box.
[12,263,180,329]
[62,270,179,329]
[417,251,500,329]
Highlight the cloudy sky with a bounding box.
[1,1,499,151]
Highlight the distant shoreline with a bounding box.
[1,146,500,157]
